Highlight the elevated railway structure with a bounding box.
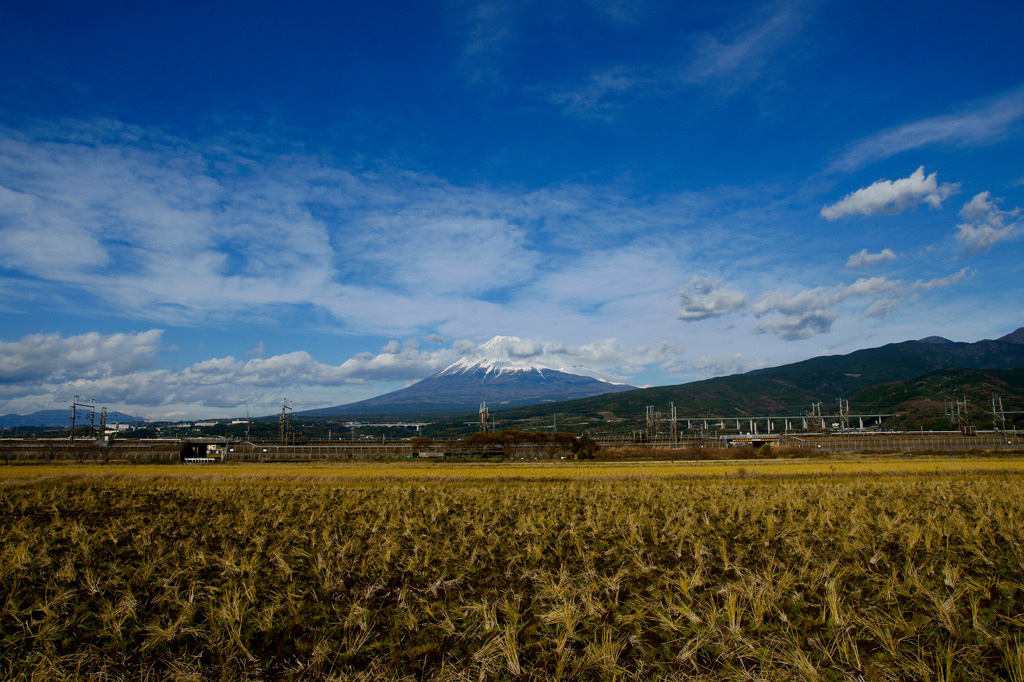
[674,412,899,435]
[595,430,1022,452]
[785,432,1023,453]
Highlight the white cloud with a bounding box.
[0,125,566,334]
[863,298,901,319]
[913,267,973,291]
[955,192,1020,255]
[749,267,977,340]
[751,277,903,340]
[831,87,1024,172]
[675,266,970,342]
[753,310,838,341]
[244,342,266,358]
[0,123,727,339]
[0,331,682,416]
[676,276,748,320]
[842,277,903,298]
[0,334,465,415]
[821,167,959,220]
[0,119,824,350]
[353,214,539,295]
[691,353,768,376]
[455,335,683,381]
[0,131,334,323]
[0,115,1005,414]
[334,343,460,383]
[0,330,162,383]
[845,248,897,268]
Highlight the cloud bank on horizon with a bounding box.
[0,0,1022,418]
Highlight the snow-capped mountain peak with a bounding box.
[435,335,636,386]
[437,336,553,377]
[436,356,549,378]
[299,335,638,415]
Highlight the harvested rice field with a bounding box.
[2,458,1024,680]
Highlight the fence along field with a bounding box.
[2,461,1024,680]
[1,430,1022,463]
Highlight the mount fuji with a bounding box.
[301,336,636,416]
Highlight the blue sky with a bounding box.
[1,0,1023,420]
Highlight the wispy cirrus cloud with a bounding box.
[0,119,770,344]
[0,124,547,333]
[548,66,649,118]
[684,0,813,86]
[830,86,1024,172]
[450,0,518,86]
[588,0,649,25]
[821,167,958,219]
[546,0,815,116]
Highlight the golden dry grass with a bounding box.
[3,454,1024,485]
[2,458,1024,679]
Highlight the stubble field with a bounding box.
[2,458,1024,680]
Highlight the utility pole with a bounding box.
[479,402,491,434]
[809,403,824,432]
[279,399,292,443]
[70,396,96,445]
[945,397,956,424]
[99,407,108,442]
[955,396,974,436]
[670,403,678,442]
[838,398,850,432]
[992,395,1006,432]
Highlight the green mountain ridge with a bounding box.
[488,328,1024,424]
[850,368,1024,431]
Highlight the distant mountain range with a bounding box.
[301,328,1024,420]
[300,336,636,417]
[0,409,145,429]
[5,329,1021,428]
[492,327,1024,422]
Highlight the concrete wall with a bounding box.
[0,440,181,462]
